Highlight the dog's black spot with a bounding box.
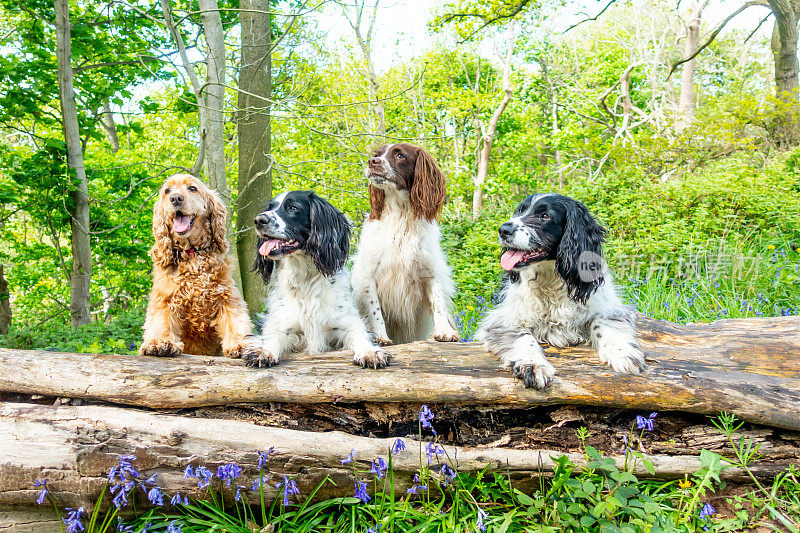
[595,333,602,339]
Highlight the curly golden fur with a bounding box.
[140,174,254,358]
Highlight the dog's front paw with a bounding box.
[375,336,393,347]
[139,339,183,357]
[513,360,556,390]
[432,328,460,342]
[600,343,646,374]
[244,347,278,368]
[223,342,248,359]
[354,349,391,369]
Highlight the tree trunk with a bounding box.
[236,0,272,312]
[342,0,385,137]
[0,265,10,334]
[198,0,242,285]
[472,29,515,220]
[101,101,119,153]
[55,0,92,327]
[677,2,702,130]
[768,0,800,145]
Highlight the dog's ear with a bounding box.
[411,147,446,221]
[150,195,176,268]
[205,187,229,254]
[306,192,351,276]
[368,183,385,221]
[252,237,275,284]
[556,199,607,304]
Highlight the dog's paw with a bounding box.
[600,343,646,374]
[244,347,278,368]
[432,328,460,342]
[375,336,393,347]
[223,342,248,359]
[513,360,556,390]
[354,349,391,369]
[139,340,183,357]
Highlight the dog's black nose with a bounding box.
[170,194,184,207]
[499,222,514,239]
[254,213,270,228]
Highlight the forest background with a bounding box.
[0,0,799,352]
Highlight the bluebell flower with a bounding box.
[140,522,152,533]
[392,438,406,454]
[143,473,158,486]
[275,475,300,506]
[699,502,715,520]
[147,486,163,506]
[116,455,140,480]
[166,522,182,533]
[440,464,457,485]
[34,479,48,505]
[127,341,136,351]
[257,448,275,469]
[235,485,246,502]
[370,457,388,478]
[424,442,445,463]
[216,463,242,486]
[419,405,436,435]
[194,466,213,489]
[367,523,382,533]
[341,449,357,465]
[251,475,268,492]
[183,465,194,479]
[170,493,188,506]
[62,507,85,533]
[406,474,427,495]
[354,480,371,503]
[110,480,134,509]
[635,413,656,432]
[476,508,488,532]
[116,518,133,532]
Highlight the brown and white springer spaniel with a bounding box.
[351,143,461,345]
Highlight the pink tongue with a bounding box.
[173,214,191,233]
[258,239,283,257]
[500,250,527,271]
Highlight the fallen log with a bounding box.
[0,316,798,430]
[1,402,794,515]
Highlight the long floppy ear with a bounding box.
[306,192,351,276]
[368,184,385,221]
[206,187,229,254]
[411,147,446,221]
[556,200,607,304]
[252,237,275,284]
[150,197,176,268]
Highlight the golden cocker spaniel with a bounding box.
[140,174,254,358]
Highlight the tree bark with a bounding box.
[1,403,792,515]
[236,0,272,312]
[677,1,704,130]
[1,315,799,430]
[101,101,119,153]
[768,0,800,145]
[473,28,515,220]
[55,0,92,327]
[0,265,10,334]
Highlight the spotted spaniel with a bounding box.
[244,191,388,369]
[476,193,645,389]
[351,143,460,345]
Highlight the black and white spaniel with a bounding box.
[244,191,389,369]
[476,193,645,389]
[351,143,460,345]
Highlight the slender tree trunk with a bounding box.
[0,265,10,334]
[101,101,119,153]
[473,28,515,220]
[198,0,241,284]
[677,2,702,130]
[768,0,800,145]
[55,0,91,326]
[237,0,272,311]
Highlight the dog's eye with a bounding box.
[395,153,405,160]
[164,188,170,194]
[289,205,299,212]
[541,213,551,220]
[187,186,197,192]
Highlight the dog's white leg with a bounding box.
[244,311,293,368]
[337,313,390,369]
[429,278,460,342]
[354,280,392,346]
[480,324,555,389]
[590,316,645,374]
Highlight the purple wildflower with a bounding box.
[367,524,382,533]
[341,449,358,465]
[235,485,246,502]
[182,465,194,479]
[34,479,49,505]
[216,463,242,486]
[170,493,188,506]
[699,502,716,520]
[392,438,406,454]
[406,474,427,495]
[476,508,488,532]
[251,475,268,492]
[419,405,436,435]
[116,519,133,532]
[424,442,445,463]
[275,475,300,506]
[146,486,163,506]
[166,522,182,533]
[62,507,85,533]
[194,466,213,489]
[370,457,388,478]
[440,464,457,485]
[354,480,371,503]
[257,448,275,469]
[635,413,657,432]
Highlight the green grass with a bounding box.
[37,412,800,532]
